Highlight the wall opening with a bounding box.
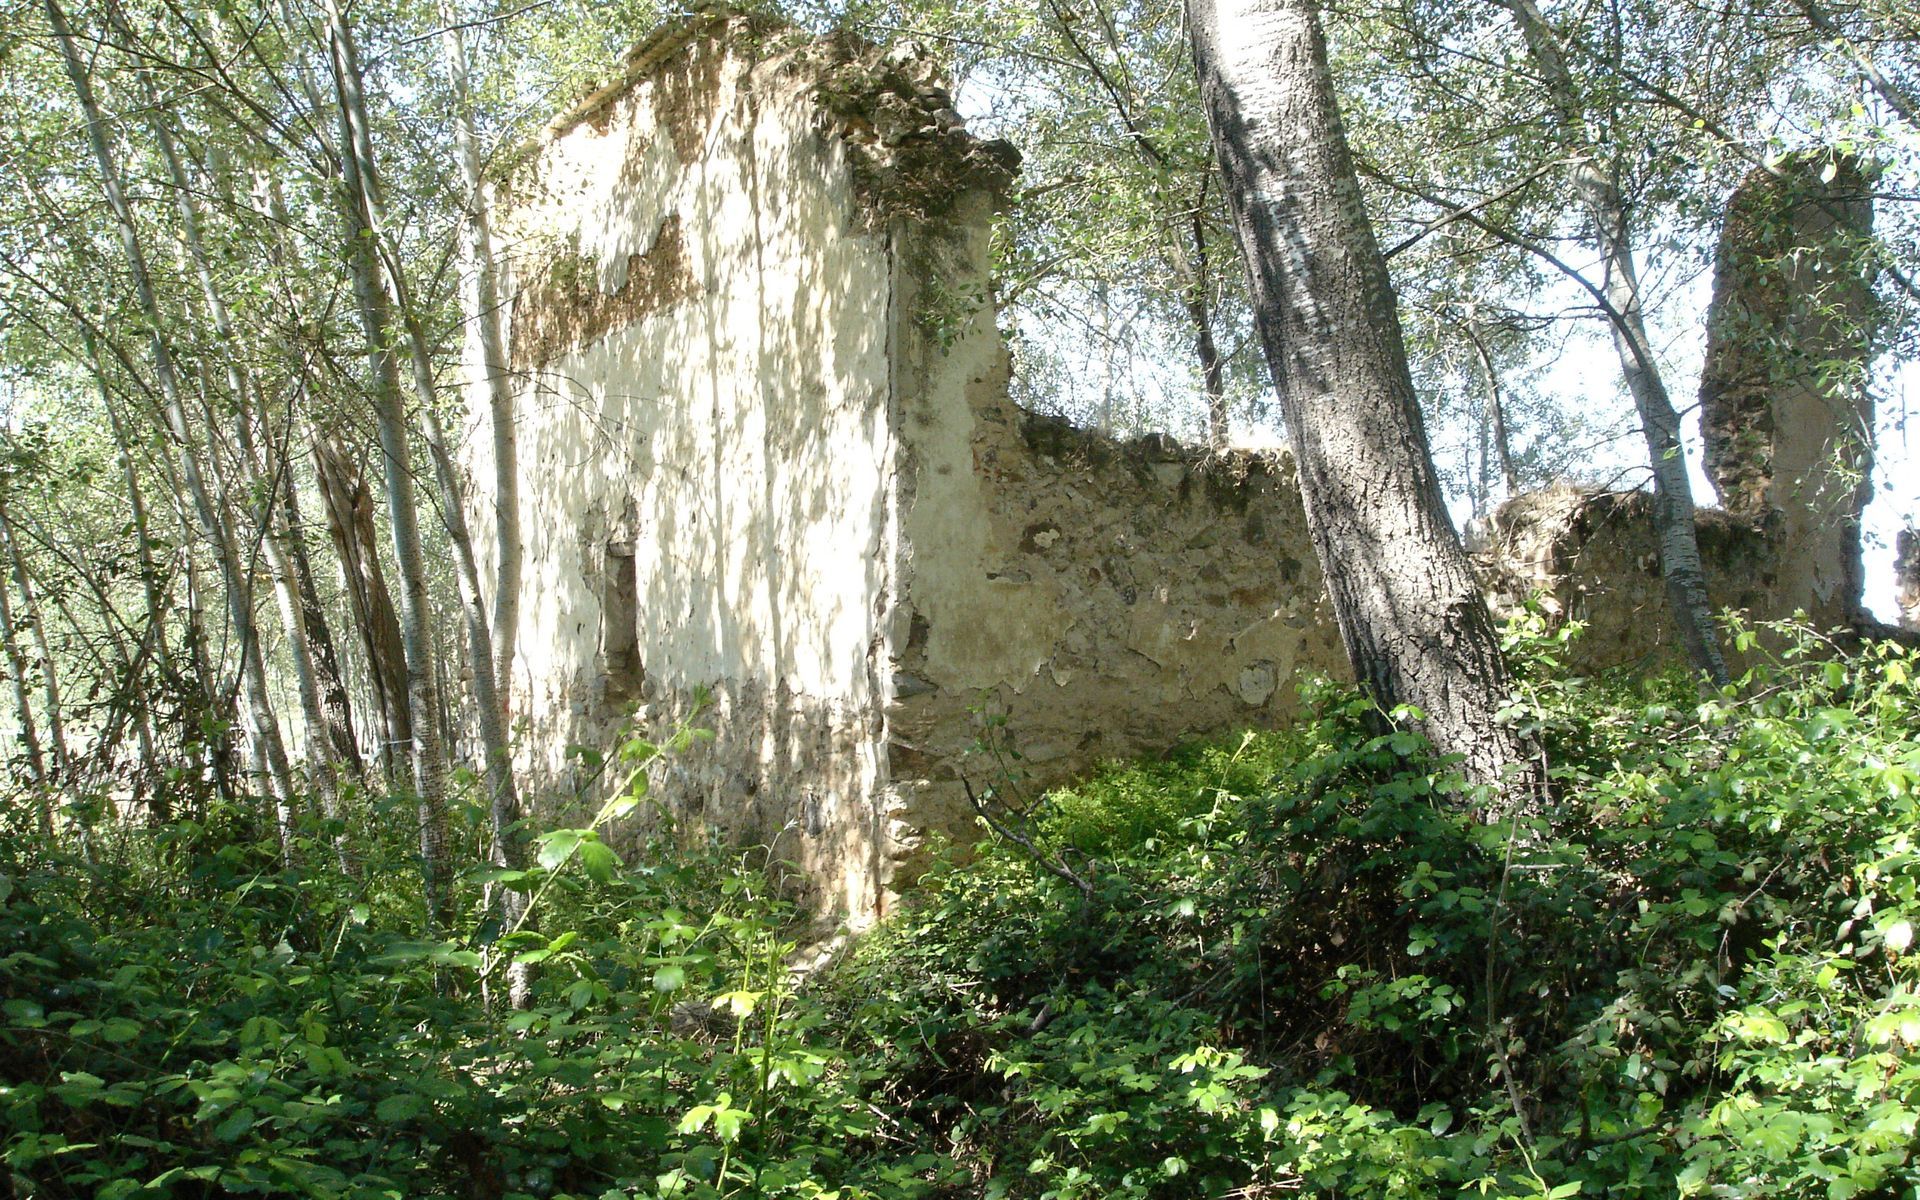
[601,539,643,707]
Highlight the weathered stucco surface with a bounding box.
[471,17,1880,927]
[469,17,1332,923]
[1698,154,1877,627]
[472,18,905,919]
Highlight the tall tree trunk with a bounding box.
[93,340,196,821]
[253,172,365,777]
[1187,0,1540,797]
[178,547,239,811]
[1182,187,1231,450]
[132,62,344,808]
[1463,325,1521,500]
[312,434,412,774]
[46,0,300,820]
[1499,0,1730,687]
[281,468,363,776]
[0,523,49,827]
[438,14,529,913]
[0,493,70,790]
[323,0,454,931]
[442,11,523,707]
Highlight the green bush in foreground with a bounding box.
[3,621,1917,1198]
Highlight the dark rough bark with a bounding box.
[313,435,411,776]
[1187,0,1539,797]
[282,476,363,777]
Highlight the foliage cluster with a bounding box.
[5,624,1920,1198]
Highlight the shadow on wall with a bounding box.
[483,28,897,918]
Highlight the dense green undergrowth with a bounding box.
[4,621,1919,1198]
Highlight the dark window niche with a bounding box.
[601,540,643,706]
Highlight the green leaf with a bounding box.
[376,1093,424,1123]
[578,839,618,883]
[653,964,687,993]
[536,829,584,870]
[468,867,533,888]
[99,1017,141,1044]
[51,1071,105,1105]
[212,1106,255,1142]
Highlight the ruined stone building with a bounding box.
[467,14,1883,924]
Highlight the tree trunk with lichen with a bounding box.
[1187,0,1541,799]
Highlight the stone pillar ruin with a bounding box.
[1698,152,1879,628]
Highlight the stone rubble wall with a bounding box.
[877,209,1344,890]
[1475,485,1779,670]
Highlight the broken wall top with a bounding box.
[502,10,1020,239]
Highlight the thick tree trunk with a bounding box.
[1187,0,1540,797]
[1499,0,1730,687]
[324,0,454,931]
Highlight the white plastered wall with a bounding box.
[464,31,900,920]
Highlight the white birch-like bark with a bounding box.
[1499,0,1730,686]
[45,0,300,822]
[322,0,455,929]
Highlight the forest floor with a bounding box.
[4,619,1919,1199]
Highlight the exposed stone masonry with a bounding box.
[469,15,1885,928]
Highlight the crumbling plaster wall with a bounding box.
[472,16,1877,926]
[471,20,903,919]
[470,17,1341,921]
[1698,154,1878,628]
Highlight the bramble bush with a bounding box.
[3,620,1917,1198]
